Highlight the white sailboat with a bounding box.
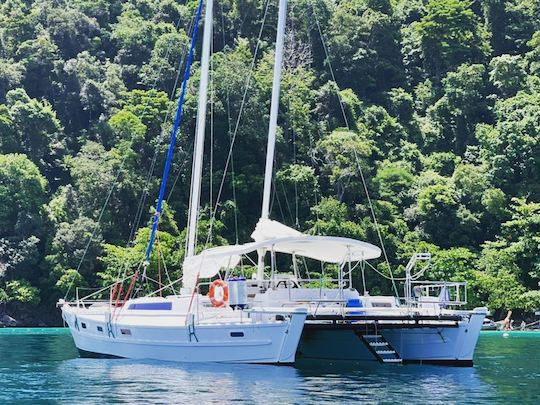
[59,0,307,364]
[188,0,488,366]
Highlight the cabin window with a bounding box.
[230,332,244,337]
[120,329,132,336]
[128,302,172,310]
[372,302,392,308]
[81,322,87,329]
[275,315,285,321]
[97,326,103,332]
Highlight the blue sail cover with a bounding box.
[144,0,205,263]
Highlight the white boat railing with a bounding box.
[409,280,468,307]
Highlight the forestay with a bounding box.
[182,234,381,288]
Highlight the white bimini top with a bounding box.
[182,219,381,289]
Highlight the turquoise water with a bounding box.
[0,329,539,403]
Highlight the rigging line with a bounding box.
[279,178,295,225]
[123,14,197,289]
[312,6,349,129]
[203,0,272,248]
[218,0,238,244]
[130,16,197,243]
[312,3,399,298]
[273,173,287,224]
[145,0,205,264]
[156,224,162,296]
[65,7,195,299]
[292,127,299,227]
[216,2,239,245]
[309,129,321,234]
[159,247,177,295]
[209,25,215,244]
[64,165,121,300]
[228,89,239,244]
[365,260,407,281]
[164,0,236,243]
[353,148,400,298]
[288,4,299,227]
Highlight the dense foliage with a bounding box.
[2,0,540,323]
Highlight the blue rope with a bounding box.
[144,0,205,263]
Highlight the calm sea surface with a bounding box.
[0,328,538,404]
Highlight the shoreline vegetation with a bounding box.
[2,0,540,326]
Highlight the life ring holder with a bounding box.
[208,279,229,308]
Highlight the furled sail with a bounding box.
[251,218,303,242]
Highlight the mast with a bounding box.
[186,0,214,260]
[257,0,288,282]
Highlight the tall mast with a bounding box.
[186,0,214,259]
[261,0,287,219]
[257,0,288,282]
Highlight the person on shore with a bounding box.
[502,310,513,331]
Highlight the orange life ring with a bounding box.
[209,279,229,308]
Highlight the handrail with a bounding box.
[76,275,133,302]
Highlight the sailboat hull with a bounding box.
[61,304,306,364]
[296,312,485,366]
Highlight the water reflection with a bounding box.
[1,331,539,403]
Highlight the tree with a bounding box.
[4,88,64,177]
[415,182,460,246]
[0,154,47,236]
[42,6,100,59]
[108,109,146,146]
[309,197,368,241]
[317,128,373,201]
[56,52,126,134]
[0,59,24,103]
[122,89,172,139]
[428,64,488,154]
[66,141,118,219]
[111,8,175,86]
[139,31,189,91]
[416,0,490,78]
[276,164,318,227]
[489,54,527,97]
[15,35,61,99]
[428,247,476,281]
[326,1,404,99]
[5,279,40,305]
[477,92,540,197]
[497,198,540,284]
[374,161,414,206]
[47,216,103,278]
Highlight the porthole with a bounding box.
[97,326,103,332]
[81,322,87,329]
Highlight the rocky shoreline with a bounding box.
[0,303,62,327]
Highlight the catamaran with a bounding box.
[186,0,488,366]
[59,0,307,364]
[190,222,487,365]
[61,0,487,366]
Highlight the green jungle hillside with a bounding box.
[1,0,540,325]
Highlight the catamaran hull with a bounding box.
[61,307,306,364]
[297,312,485,366]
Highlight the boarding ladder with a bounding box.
[362,334,402,364]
